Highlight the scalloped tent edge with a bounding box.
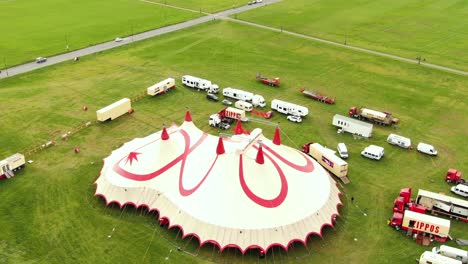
[94,187,343,255]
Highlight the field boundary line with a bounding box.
[139,0,209,15]
[224,17,468,76]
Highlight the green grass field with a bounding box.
[151,0,243,13]
[0,0,220,67]
[236,0,468,71]
[0,19,467,263]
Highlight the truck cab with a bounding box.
[446,169,464,184]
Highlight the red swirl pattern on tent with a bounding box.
[95,111,342,254]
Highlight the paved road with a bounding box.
[0,0,281,80]
[224,18,468,76]
[1,0,466,79]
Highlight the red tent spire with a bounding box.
[185,109,192,122]
[234,120,244,135]
[256,144,264,164]
[161,126,169,140]
[216,137,225,155]
[273,126,281,145]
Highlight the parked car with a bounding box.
[36,57,47,63]
[287,115,302,123]
[218,122,231,130]
[206,93,219,102]
[222,99,232,106]
[337,143,348,159]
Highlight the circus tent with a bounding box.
[95,111,342,254]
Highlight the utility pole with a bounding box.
[3,57,8,76]
[66,35,69,51]
[344,33,347,45]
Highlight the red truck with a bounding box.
[348,106,399,126]
[256,74,280,87]
[300,89,335,104]
[445,169,465,184]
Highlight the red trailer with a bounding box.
[256,74,280,87]
[300,89,335,104]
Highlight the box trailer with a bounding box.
[390,210,451,240]
[420,251,462,264]
[433,246,468,264]
[302,142,349,184]
[416,189,468,222]
[332,114,373,138]
[147,78,175,96]
[0,153,26,179]
[96,98,132,122]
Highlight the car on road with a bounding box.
[287,115,302,123]
[222,99,232,106]
[36,57,47,63]
[114,37,124,42]
[206,93,219,102]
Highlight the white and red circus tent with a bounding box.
[95,111,342,254]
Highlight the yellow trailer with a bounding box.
[96,98,132,122]
[302,142,349,184]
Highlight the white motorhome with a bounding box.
[181,75,219,93]
[235,100,253,112]
[147,78,175,96]
[417,142,438,156]
[420,251,462,264]
[361,145,384,160]
[451,184,468,198]
[271,99,308,117]
[222,88,266,107]
[433,245,468,264]
[387,133,412,149]
[96,98,132,122]
[332,114,373,138]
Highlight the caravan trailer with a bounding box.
[332,114,373,138]
[181,75,219,93]
[271,99,308,117]
[147,78,175,96]
[387,133,412,149]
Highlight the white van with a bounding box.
[387,133,411,149]
[451,184,468,198]
[337,143,348,159]
[235,100,253,112]
[417,142,438,156]
[361,145,384,160]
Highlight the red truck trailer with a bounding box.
[300,89,335,104]
[256,74,280,87]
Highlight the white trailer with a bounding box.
[416,189,468,221]
[96,98,132,122]
[181,75,219,93]
[387,133,412,149]
[271,99,308,117]
[222,88,266,107]
[147,78,175,96]
[303,142,349,184]
[420,251,462,264]
[332,114,373,138]
[433,246,468,264]
[0,153,25,179]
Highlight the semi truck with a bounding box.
[389,210,451,242]
[433,245,468,264]
[271,99,308,117]
[209,107,247,129]
[96,98,132,122]
[302,142,349,184]
[446,169,465,184]
[0,153,25,180]
[392,187,468,222]
[348,106,399,126]
[256,74,280,87]
[181,75,219,93]
[147,78,175,96]
[300,89,335,104]
[222,87,266,107]
[332,114,373,138]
